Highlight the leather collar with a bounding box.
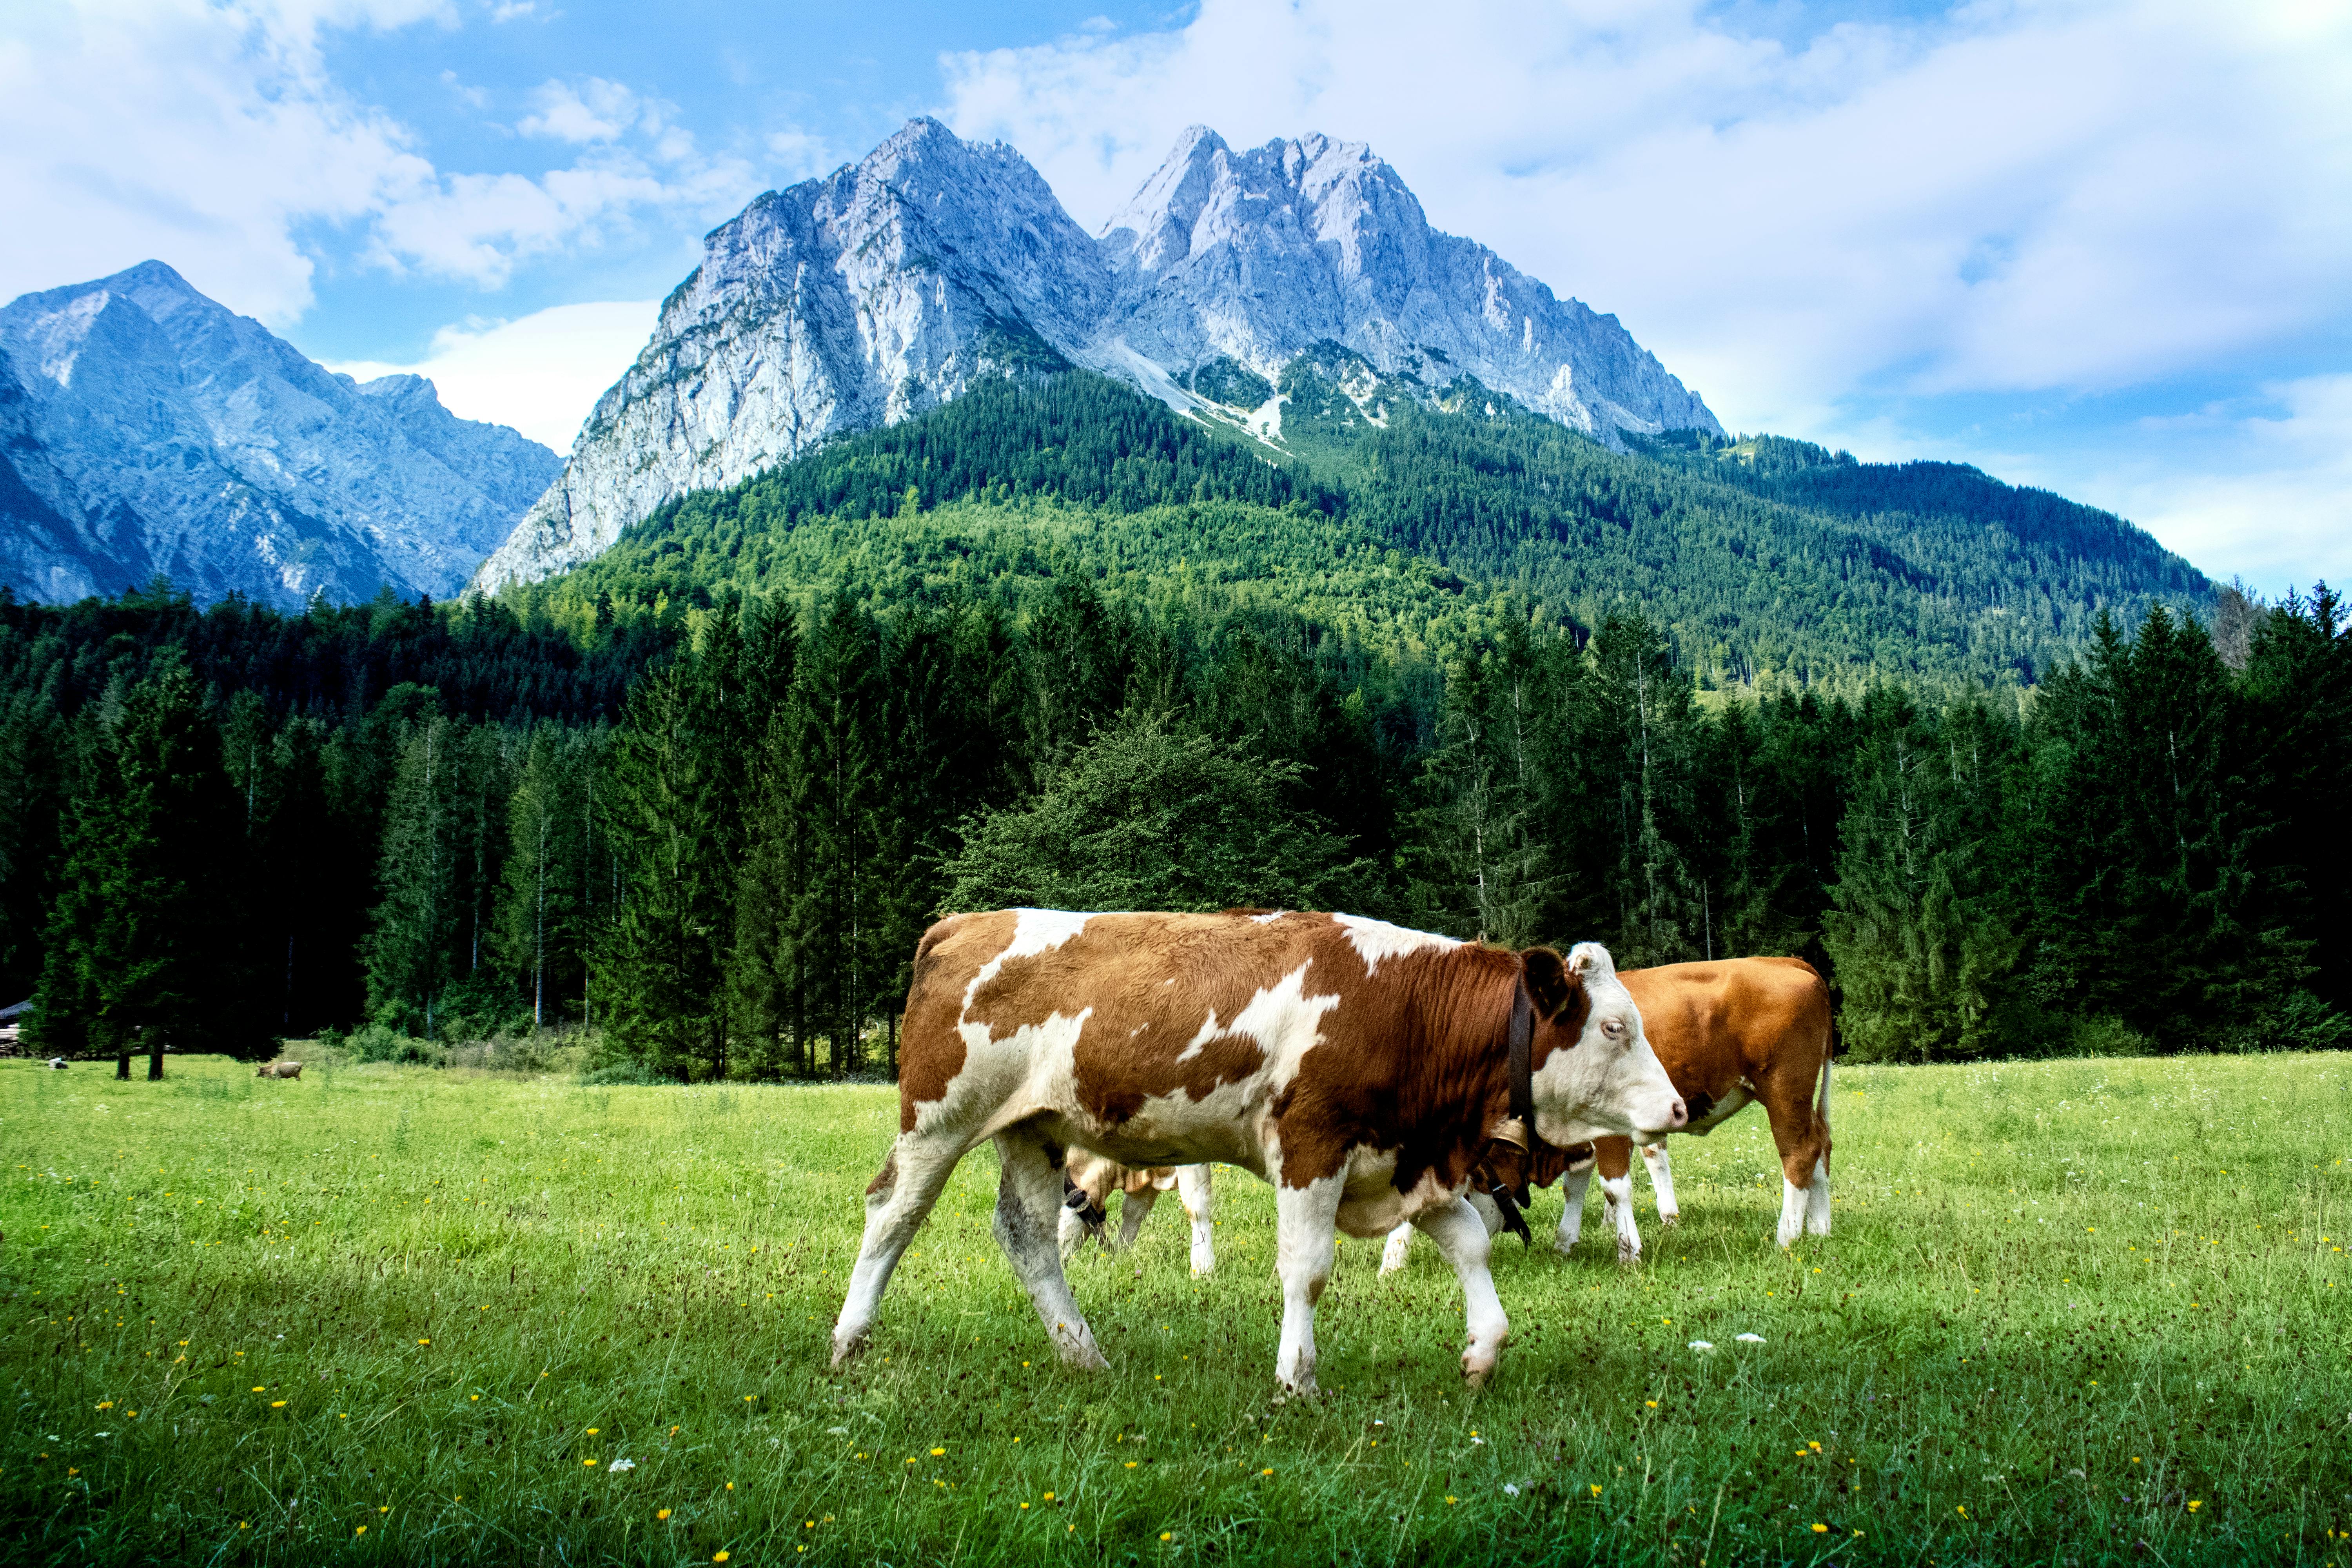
[1506,974,1556,1160]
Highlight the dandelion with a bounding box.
[584,1459,597,1466]
[417,1339,429,1346]
[587,1428,599,1435]
[715,1554,730,1563]
[1044,1492,1056,1502]
[1261,1468,1273,1476]
[1646,1400,1658,1408]
[1445,1495,1458,1504]
[252,1386,265,1393]
[356,1526,367,1535]
[1161,1532,1172,1541]
[1591,1485,1604,1497]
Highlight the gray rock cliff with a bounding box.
[474,119,1720,592]
[0,261,559,609]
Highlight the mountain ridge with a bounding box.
[471,117,1722,592]
[0,261,559,610]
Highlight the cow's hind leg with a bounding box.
[1595,1137,1642,1263]
[1113,1185,1161,1252]
[1764,1057,1833,1248]
[994,1125,1109,1371]
[1378,1221,1415,1275]
[1640,1142,1681,1225]
[1414,1195,1510,1387]
[832,1134,965,1368]
[1176,1165,1216,1276]
[1554,1156,1595,1254]
[1273,1175,1346,1394]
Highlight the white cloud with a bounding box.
[0,3,755,320]
[766,127,838,182]
[519,76,638,142]
[327,297,659,450]
[2085,377,2352,594]
[941,0,2352,438]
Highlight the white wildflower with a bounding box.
[608,1459,635,1473]
[1503,1483,1521,1496]
[1735,1333,1766,1344]
[1688,1340,1716,1353]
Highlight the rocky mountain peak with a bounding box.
[472,117,1722,592]
[0,262,558,608]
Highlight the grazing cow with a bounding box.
[1059,1151,1216,1274]
[1381,956,1835,1269]
[256,1062,304,1080]
[46,1057,68,1070]
[831,909,1685,1392]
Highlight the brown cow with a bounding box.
[1060,1151,1215,1272]
[830,909,1686,1392]
[256,1061,304,1080]
[1381,957,1833,1267]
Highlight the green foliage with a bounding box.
[941,713,1369,914]
[27,656,268,1063]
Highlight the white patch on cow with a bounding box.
[1332,913,1461,975]
[1249,910,1287,924]
[1641,1142,1681,1223]
[1466,1188,1504,1237]
[1804,1156,1832,1236]
[1777,1174,1809,1248]
[961,909,1093,1018]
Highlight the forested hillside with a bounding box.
[2,367,2339,1081]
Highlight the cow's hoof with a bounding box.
[1190,1251,1216,1278]
[1056,1340,1111,1373]
[1659,1213,1681,1228]
[1461,1353,1498,1389]
[828,1333,866,1371]
[1273,1378,1319,1403]
[1616,1242,1641,1265]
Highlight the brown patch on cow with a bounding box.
[895,910,1013,1131]
[866,1150,898,1198]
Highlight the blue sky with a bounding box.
[4,0,2347,592]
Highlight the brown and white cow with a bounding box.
[1381,956,1834,1269]
[1059,1151,1216,1273]
[256,1061,304,1080]
[829,909,1686,1392]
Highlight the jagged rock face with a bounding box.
[472,118,1111,592]
[475,118,1721,592]
[0,262,558,609]
[1094,127,1719,441]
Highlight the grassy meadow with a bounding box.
[2,1051,2347,1566]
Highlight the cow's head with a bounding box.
[1523,942,1685,1145]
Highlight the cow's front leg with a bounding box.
[1377,1221,1415,1275]
[993,1127,1109,1371]
[1175,1165,1217,1276]
[832,1133,966,1368]
[1414,1195,1509,1387]
[1600,1171,1642,1263]
[1273,1175,1345,1394]
[1639,1142,1681,1225]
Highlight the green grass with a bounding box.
[3,1052,2347,1566]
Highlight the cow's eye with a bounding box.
[1601,1018,1624,1040]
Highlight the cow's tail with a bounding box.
[1814,1016,1835,1170]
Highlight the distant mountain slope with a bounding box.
[497,372,2205,687]
[472,117,1718,592]
[0,262,559,609]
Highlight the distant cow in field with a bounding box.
[831,909,1686,1392]
[256,1061,303,1080]
[1060,1151,1215,1273]
[1381,956,1834,1268]
[46,1057,68,1070]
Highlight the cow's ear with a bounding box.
[1521,946,1579,1022]
[1564,941,1618,986]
